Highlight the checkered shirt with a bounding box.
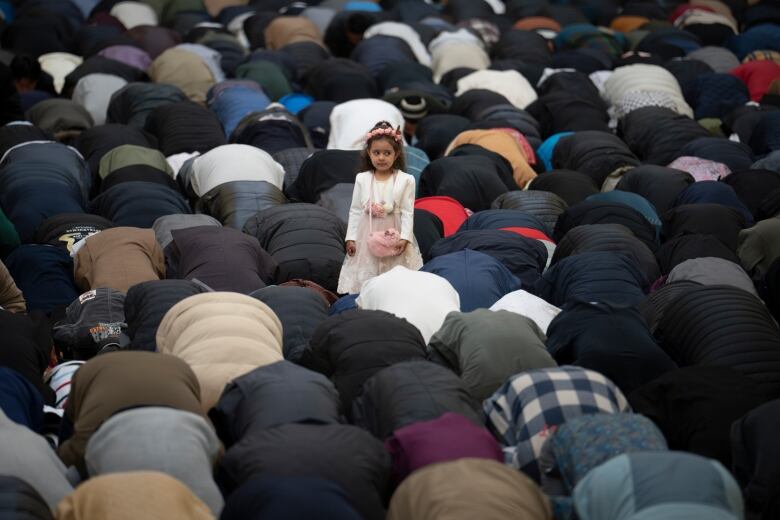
[483,366,630,481]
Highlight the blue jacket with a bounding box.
[421,249,521,311]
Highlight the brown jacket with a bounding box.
[445,129,538,188]
[55,471,214,520]
[0,260,25,313]
[74,228,164,293]
[148,47,216,104]
[388,458,553,520]
[57,351,204,477]
[263,16,324,50]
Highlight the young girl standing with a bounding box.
[337,121,423,294]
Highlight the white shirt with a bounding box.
[489,290,562,334]
[357,266,460,343]
[189,144,285,196]
[456,69,538,110]
[327,99,405,151]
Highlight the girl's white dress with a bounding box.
[337,170,423,294]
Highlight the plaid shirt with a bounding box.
[483,366,630,481]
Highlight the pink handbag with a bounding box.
[367,174,404,258]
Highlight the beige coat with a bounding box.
[156,292,284,411]
[445,129,537,188]
[74,228,165,293]
[55,471,214,520]
[388,458,553,520]
[148,48,216,104]
[264,16,324,49]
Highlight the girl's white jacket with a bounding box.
[345,170,416,243]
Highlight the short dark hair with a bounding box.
[347,12,376,34]
[358,120,407,172]
[10,54,40,80]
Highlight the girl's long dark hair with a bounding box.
[357,120,407,172]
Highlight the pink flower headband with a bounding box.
[365,126,403,144]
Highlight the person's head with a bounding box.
[10,55,41,93]
[346,12,375,45]
[359,121,406,173]
[399,95,428,138]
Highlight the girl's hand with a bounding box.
[346,241,356,256]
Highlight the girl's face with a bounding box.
[368,138,398,173]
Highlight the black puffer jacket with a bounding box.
[216,422,390,520]
[231,114,313,155]
[492,29,552,65]
[197,180,287,230]
[285,150,360,203]
[242,204,345,292]
[620,106,710,165]
[553,223,660,282]
[547,301,677,394]
[654,233,741,274]
[655,285,780,397]
[209,361,342,448]
[535,251,648,307]
[731,399,780,520]
[0,310,55,405]
[616,165,695,215]
[144,101,227,156]
[491,190,568,233]
[272,147,314,189]
[304,58,378,102]
[414,208,443,263]
[528,169,599,206]
[469,104,543,150]
[527,91,610,138]
[414,115,471,160]
[638,280,702,333]
[124,279,209,351]
[552,131,640,188]
[351,360,482,440]
[721,169,780,220]
[449,90,511,121]
[249,286,329,363]
[630,366,768,468]
[300,310,427,413]
[419,155,512,212]
[554,199,658,251]
[459,209,550,235]
[662,203,746,251]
